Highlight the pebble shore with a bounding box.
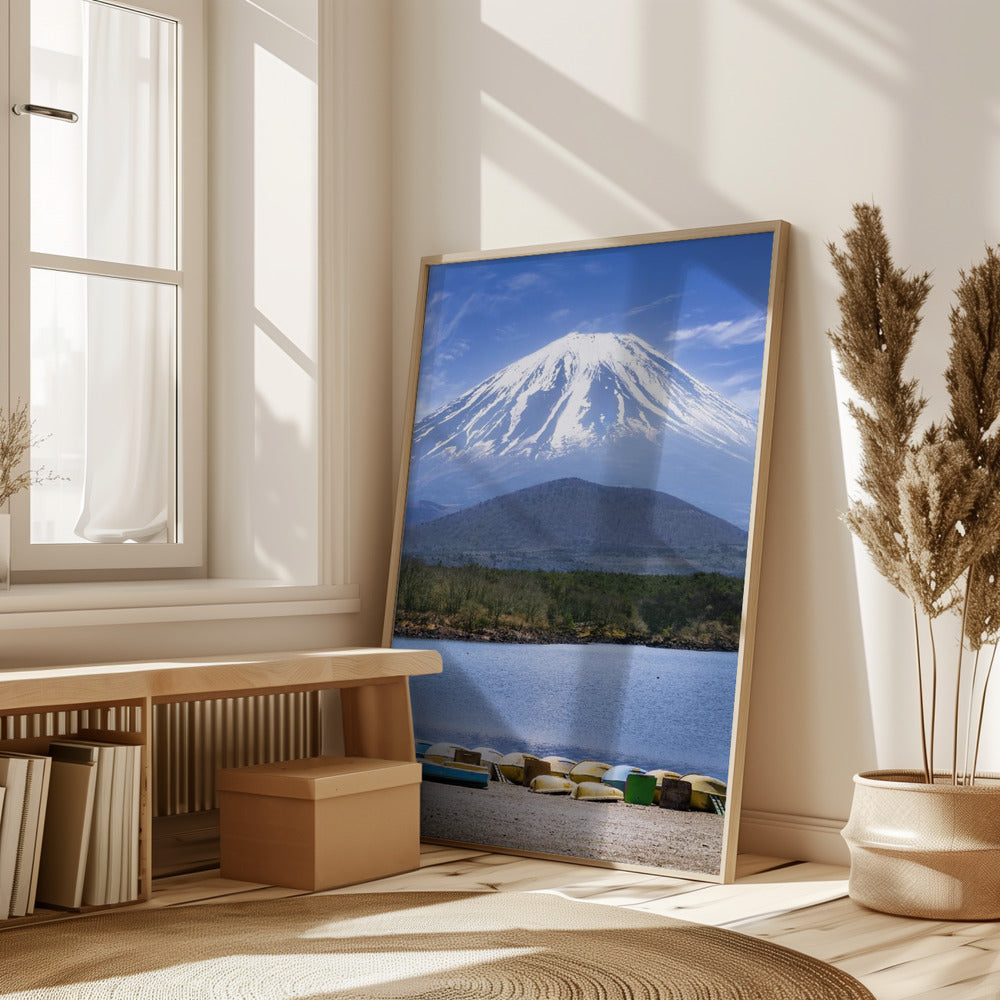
[420,778,725,875]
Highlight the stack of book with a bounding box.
[31,740,142,912]
[0,751,53,918]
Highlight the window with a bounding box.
[4,0,205,576]
[0,0,359,636]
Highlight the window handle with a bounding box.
[11,103,79,123]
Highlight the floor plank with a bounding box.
[621,862,850,928]
[141,845,1000,1000]
[734,853,791,879]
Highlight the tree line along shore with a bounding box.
[393,558,744,651]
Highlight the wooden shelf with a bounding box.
[0,646,442,928]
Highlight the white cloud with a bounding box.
[626,293,680,318]
[672,311,767,346]
[436,338,470,363]
[506,271,543,292]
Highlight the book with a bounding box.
[26,755,51,915]
[2,753,52,917]
[122,745,142,902]
[0,788,5,912]
[49,741,111,906]
[34,754,97,910]
[0,756,30,918]
[105,745,126,906]
[50,740,135,907]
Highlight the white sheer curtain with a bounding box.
[73,2,175,543]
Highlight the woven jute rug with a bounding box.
[0,891,874,999]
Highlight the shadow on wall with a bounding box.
[463,0,1000,814]
[393,0,887,837]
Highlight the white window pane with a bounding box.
[30,269,175,545]
[29,0,177,269]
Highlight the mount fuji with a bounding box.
[409,332,759,528]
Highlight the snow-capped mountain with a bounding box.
[409,332,759,528]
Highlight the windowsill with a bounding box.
[0,579,361,630]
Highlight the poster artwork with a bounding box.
[387,223,788,880]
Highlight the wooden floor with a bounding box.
[142,842,1000,1000]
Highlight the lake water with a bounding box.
[397,638,738,780]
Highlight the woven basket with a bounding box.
[842,770,1000,920]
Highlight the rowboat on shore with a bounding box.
[569,760,611,784]
[472,747,504,780]
[571,780,624,802]
[529,774,574,795]
[499,752,550,785]
[473,747,504,767]
[541,756,576,778]
[498,752,526,784]
[424,742,463,763]
[682,774,727,813]
[420,758,491,789]
[644,769,683,805]
[602,764,643,792]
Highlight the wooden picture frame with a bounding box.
[384,222,789,882]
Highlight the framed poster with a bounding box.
[384,222,788,882]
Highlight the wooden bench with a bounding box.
[0,646,442,925]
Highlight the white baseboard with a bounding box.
[738,809,851,867]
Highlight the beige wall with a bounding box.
[9,0,1000,865]
[391,0,1000,863]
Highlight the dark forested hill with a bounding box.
[402,477,748,577]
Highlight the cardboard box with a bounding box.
[218,756,421,891]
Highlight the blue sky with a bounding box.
[414,230,776,422]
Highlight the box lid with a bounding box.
[217,756,420,800]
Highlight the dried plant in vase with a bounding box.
[831,204,1000,919]
[0,399,63,507]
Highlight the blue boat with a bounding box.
[602,764,644,792]
[420,759,491,789]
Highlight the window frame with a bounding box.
[4,0,206,576]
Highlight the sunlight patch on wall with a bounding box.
[480,92,666,247]
[481,0,645,121]
[254,43,318,360]
[248,38,318,584]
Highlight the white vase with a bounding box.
[842,769,1000,919]
[0,513,9,591]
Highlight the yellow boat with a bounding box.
[521,754,551,785]
[473,747,504,767]
[529,774,574,795]
[682,774,728,812]
[571,780,623,802]
[644,769,682,805]
[541,756,576,778]
[498,752,526,784]
[424,742,462,763]
[569,760,611,784]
